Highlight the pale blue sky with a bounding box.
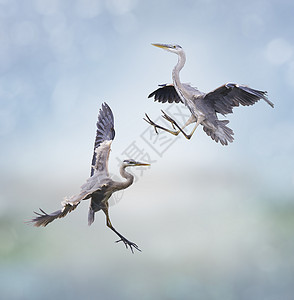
[1,0,294,299]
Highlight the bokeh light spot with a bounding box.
[80,34,106,62]
[34,0,61,15]
[242,14,265,39]
[74,0,102,19]
[10,21,38,46]
[286,61,294,88]
[0,110,16,136]
[106,0,137,15]
[265,38,293,65]
[112,12,137,35]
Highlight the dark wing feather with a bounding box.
[148,84,183,104]
[91,102,115,176]
[29,204,79,227]
[204,83,274,115]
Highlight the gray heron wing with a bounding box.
[204,83,274,115]
[30,204,80,227]
[30,173,110,227]
[91,102,115,177]
[148,84,183,103]
[29,187,98,227]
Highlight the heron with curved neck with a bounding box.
[29,103,150,253]
[145,43,274,145]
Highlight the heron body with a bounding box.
[30,103,150,253]
[145,43,274,145]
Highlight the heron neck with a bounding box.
[172,51,186,99]
[117,165,134,190]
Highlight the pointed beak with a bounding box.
[151,43,170,50]
[135,162,151,166]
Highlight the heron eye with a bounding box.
[173,45,176,48]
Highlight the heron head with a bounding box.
[123,159,150,167]
[152,43,183,54]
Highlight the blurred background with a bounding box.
[1,0,294,299]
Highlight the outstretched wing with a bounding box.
[29,203,80,227]
[91,102,115,177]
[204,83,274,115]
[29,185,95,227]
[29,177,108,227]
[148,84,183,103]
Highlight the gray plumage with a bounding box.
[91,102,115,176]
[30,102,150,253]
[145,43,274,145]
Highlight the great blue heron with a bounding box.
[144,43,274,145]
[30,103,150,253]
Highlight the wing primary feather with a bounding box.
[28,203,79,227]
[148,84,183,104]
[204,83,274,115]
[91,102,115,176]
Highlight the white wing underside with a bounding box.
[91,140,112,178]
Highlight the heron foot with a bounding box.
[161,110,197,139]
[144,113,165,134]
[161,110,179,130]
[144,113,180,136]
[115,237,141,253]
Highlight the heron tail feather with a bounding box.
[203,120,234,146]
[216,120,234,145]
[88,207,95,226]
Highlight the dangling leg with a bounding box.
[144,112,197,136]
[161,110,205,140]
[144,113,179,135]
[102,207,141,253]
[144,111,204,140]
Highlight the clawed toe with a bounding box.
[144,112,180,136]
[115,238,141,253]
[161,110,176,125]
[143,113,153,125]
[144,113,160,134]
[161,110,172,121]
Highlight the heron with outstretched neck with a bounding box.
[144,43,274,145]
[30,103,150,253]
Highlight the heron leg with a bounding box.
[183,115,205,139]
[161,110,204,140]
[102,207,141,253]
[144,113,180,135]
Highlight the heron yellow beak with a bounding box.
[151,43,169,49]
[135,162,151,166]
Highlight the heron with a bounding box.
[144,43,274,145]
[29,103,150,253]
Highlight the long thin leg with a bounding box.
[144,113,179,135]
[144,112,193,136]
[161,110,205,140]
[144,111,204,140]
[102,207,141,253]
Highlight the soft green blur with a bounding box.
[1,0,294,299]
